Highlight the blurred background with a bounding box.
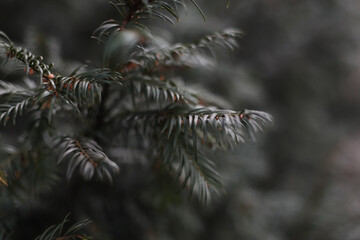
[1,0,360,239]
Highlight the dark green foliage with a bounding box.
[57,137,120,182]
[0,0,272,238]
[35,213,91,240]
[93,0,204,39]
[125,29,242,71]
[0,0,272,201]
[119,105,271,202]
[0,80,33,126]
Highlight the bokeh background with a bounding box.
[1,0,360,239]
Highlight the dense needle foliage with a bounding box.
[0,0,271,238]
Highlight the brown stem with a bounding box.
[75,139,98,167]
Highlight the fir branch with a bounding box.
[123,74,199,104]
[161,135,224,203]
[0,95,33,126]
[58,137,120,182]
[93,0,207,43]
[122,29,243,73]
[59,68,123,105]
[0,80,34,125]
[94,0,178,35]
[161,105,273,144]
[0,36,123,116]
[35,213,91,240]
[0,0,271,210]
[121,104,272,151]
[116,104,271,203]
[1,42,55,84]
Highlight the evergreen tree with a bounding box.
[0,0,271,238]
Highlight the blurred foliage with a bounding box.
[1,0,360,239]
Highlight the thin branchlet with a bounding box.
[74,139,98,167]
